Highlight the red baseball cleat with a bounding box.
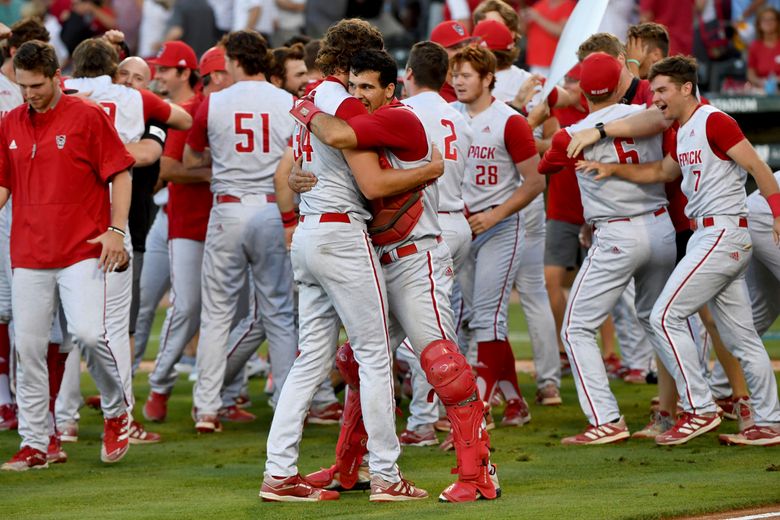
[369,475,428,502]
[655,412,721,446]
[195,414,223,433]
[307,402,343,425]
[218,405,256,423]
[1,446,48,471]
[304,463,371,491]
[399,425,438,447]
[561,417,630,445]
[47,435,68,464]
[260,474,340,502]
[128,420,162,444]
[501,398,531,427]
[143,391,169,423]
[101,413,130,463]
[0,403,18,430]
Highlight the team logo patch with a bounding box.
[8,139,16,150]
[482,126,491,133]
[454,24,465,36]
[56,135,66,149]
[611,246,621,254]
[689,129,695,137]
[730,251,739,261]
[445,266,454,277]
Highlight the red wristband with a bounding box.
[767,192,780,218]
[281,209,298,228]
[289,98,322,128]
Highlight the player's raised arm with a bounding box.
[344,146,444,200]
[567,106,670,158]
[579,153,681,184]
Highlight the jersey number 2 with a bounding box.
[234,112,270,153]
[441,119,457,160]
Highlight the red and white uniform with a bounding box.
[188,80,298,419]
[0,94,134,453]
[651,105,780,428]
[266,76,401,483]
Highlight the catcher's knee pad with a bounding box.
[420,339,476,406]
[334,386,367,490]
[335,342,360,389]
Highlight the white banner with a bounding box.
[541,0,610,99]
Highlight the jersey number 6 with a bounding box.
[234,112,270,153]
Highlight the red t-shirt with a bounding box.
[164,94,213,242]
[748,39,780,79]
[526,0,576,67]
[0,95,135,268]
[349,99,428,162]
[640,0,695,56]
[545,103,588,224]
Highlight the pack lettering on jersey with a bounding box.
[452,99,534,213]
[371,104,441,254]
[672,105,748,218]
[297,78,372,222]
[64,76,145,144]
[566,103,667,222]
[205,81,294,196]
[0,73,23,121]
[403,91,472,212]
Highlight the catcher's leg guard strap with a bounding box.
[421,340,491,484]
[335,386,367,489]
[335,342,360,389]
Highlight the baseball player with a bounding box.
[141,41,216,424]
[0,41,134,470]
[184,31,298,433]
[539,52,676,444]
[429,20,475,103]
[294,47,499,502]
[395,41,474,444]
[261,19,436,502]
[450,45,544,426]
[575,55,780,446]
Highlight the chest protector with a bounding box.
[367,153,425,246]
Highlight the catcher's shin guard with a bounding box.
[421,340,496,501]
[334,343,368,489]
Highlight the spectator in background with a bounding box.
[59,0,117,55]
[164,0,218,57]
[274,0,305,47]
[233,0,278,41]
[639,0,695,55]
[523,0,576,77]
[0,0,24,26]
[139,0,173,58]
[747,6,780,88]
[208,0,234,36]
[113,0,141,53]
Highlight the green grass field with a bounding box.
[2,304,779,520]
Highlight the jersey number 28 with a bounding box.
[234,112,270,153]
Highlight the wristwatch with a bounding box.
[595,122,607,139]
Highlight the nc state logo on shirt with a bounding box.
[56,135,66,149]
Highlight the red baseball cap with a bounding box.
[199,46,226,76]
[566,63,582,81]
[430,21,473,49]
[473,19,515,52]
[147,41,198,70]
[579,52,622,96]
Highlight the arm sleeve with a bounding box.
[538,130,575,174]
[186,97,210,152]
[334,96,368,121]
[504,114,538,163]
[706,111,745,159]
[350,108,428,160]
[92,106,135,181]
[140,89,173,124]
[143,122,168,147]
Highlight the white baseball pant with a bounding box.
[265,216,400,482]
[651,218,780,426]
[612,280,654,372]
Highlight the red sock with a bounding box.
[476,341,504,402]
[497,339,523,400]
[47,344,66,415]
[0,323,9,377]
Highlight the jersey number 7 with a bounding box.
[234,112,270,153]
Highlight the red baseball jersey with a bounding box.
[0,94,134,268]
[165,94,212,242]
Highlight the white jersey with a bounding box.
[675,105,748,218]
[403,91,472,212]
[493,66,533,105]
[568,104,666,222]
[376,104,440,253]
[295,78,371,222]
[64,76,145,144]
[0,72,23,120]
[747,171,780,216]
[452,99,530,213]
[207,80,294,196]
